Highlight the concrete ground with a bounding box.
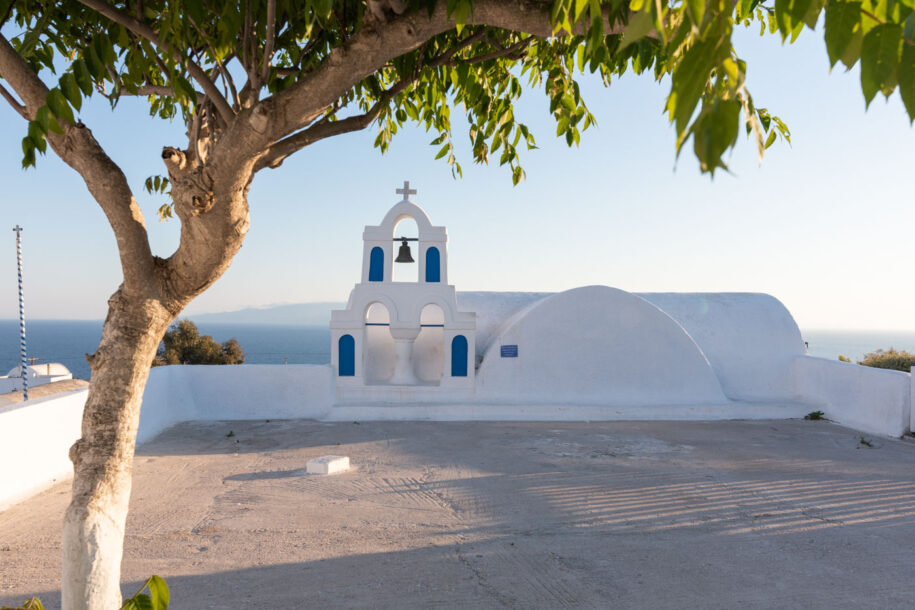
[1,419,914,609]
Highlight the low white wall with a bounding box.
[793,356,911,437]
[0,388,87,511]
[0,375,69,394]
[138,364,333,443]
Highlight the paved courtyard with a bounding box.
[2,419,914,608]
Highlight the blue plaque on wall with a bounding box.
[500,345,519,358]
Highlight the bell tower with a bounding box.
[330,182,476,398]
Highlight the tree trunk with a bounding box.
[61,290,175,609]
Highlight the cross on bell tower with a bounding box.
[396,180,417,201]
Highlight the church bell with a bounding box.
[395,237,415,263]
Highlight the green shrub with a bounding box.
[858,348,915,372]
[153,319,245,366]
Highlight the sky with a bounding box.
[1,22,913,330]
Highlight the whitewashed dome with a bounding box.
[5,363,72,377]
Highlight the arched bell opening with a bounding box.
[414,304,445,383]
[392,216,419,283]
[364,302,395,383]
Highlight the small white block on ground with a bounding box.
[306,455,350,475]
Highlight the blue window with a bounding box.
[451,335,468,377]
[369,247,384,282]
[339,334,355,376]
[425,247,441,283]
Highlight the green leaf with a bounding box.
[737,0,755,21]
[21,137,36,168]
[775,0,792,37]
[692,99,741,174]
[72,59,93,96]
[840,25,864,68]
[59,73,82,112]
[789,0,814,30]
[130,593,153,610]
[174,77,197,104]
[45,89,74,124]
[434,144,450,160]
[898,43,915,122]
[34,105,50,134]
[620,10,654,50]
[574,0,589,21]
[802,0,824,30]
[687,0,706,28]
[667,33,730,139]
[147,575,169,610]
[860,24,902,106]
[905,12,915,44]
[825,2,862,67]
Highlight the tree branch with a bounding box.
[460,36,533,65]
[266,0,625,142]
[0,33,156,294]
[256,79,412,171]
[0,81,28,118]
[261,0,277,83]
[186,15,240,107]
[75,0,235,123]
[129,84,206,102]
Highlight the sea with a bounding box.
[1,320,914,381]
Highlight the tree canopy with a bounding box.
[4,0,912,187]
[153,319,245,365]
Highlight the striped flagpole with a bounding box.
[13,225,27,401]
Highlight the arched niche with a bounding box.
[451,335,468,377]
[425,247,441,283]
[415,304,445,383]
[368,247,384,282]
[338,335,355,377]
[364,302,395,383]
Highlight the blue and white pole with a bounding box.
[12,225,27,401]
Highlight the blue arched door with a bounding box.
[339,334,355,376]
[451,335,468,377]
[425,247,440,283]
[369,247,384,282]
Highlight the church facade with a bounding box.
[330,182,476,401]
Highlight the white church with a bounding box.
[320,182,909,437]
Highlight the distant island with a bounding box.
[190,302,345,326]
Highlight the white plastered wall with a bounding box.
[793,356,911,437]
[0,388,87,511]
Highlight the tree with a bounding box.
[0,0,912,607]
[153,319,245,365]
[858,348,915,371]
